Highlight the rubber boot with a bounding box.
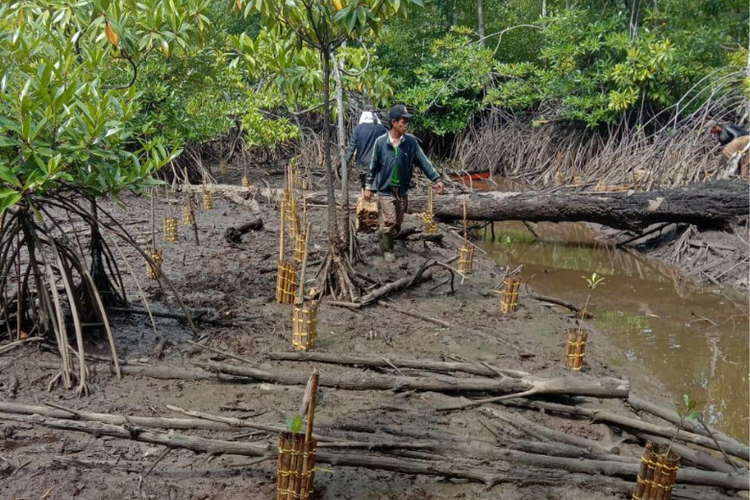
[381,233,395,262]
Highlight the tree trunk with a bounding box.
[542,0,547,16]
[402,180,749,230]
[322,50,339,245]
[333,57,350,251]
[477,0,486,47]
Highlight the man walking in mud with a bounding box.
[365,104,444,262]
[345,105,387,193]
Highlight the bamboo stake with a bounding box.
[304,370,319,443]
[279,202,286,263]
[296,224,312,305]
[463,195,468,245]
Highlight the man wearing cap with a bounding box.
[365,105,444,262]
[345,106,387,193]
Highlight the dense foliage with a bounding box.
[0,0,748,213]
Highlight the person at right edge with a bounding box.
[709,120,750,178]
[365,104,444,262]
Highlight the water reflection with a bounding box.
[480,221,749,442]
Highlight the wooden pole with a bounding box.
[279,202,286,262]
[463,195,468,245]
[304,370,319,443]
[297,223,312,305]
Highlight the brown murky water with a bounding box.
[479,220,750,442]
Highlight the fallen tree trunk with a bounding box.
[303,180,749,231]
[197,360,629,399]
[500,399,749,463]
[410,179,750,230]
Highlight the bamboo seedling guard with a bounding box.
[498,276,521,314]
[563,328,588,370]
[293,223,318,351]
[145,188,163,280]
[277,371,319,500]
[276,202,298,304]
[457,196,474,273]
[422,184,438,234]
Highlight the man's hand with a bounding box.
[435,181,445,194]
[364,189,374,201]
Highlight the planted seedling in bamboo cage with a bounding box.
[422,184,438,234]
[202,188,214,210]
[293,223,318,351]
[457,196,474,274]
[145,247,164,280]
[277,372,319,500]
[181,203,195,226]
[163,216,178,242]
[631,395,698,500]
[276,203,298,304]
[219,159,228,175]
[563,327,588,370]
[241,175,250,188]
[498,272,521,314]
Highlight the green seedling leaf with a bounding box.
[687,411,701,421]
[683,394,690,408]
[286,414,303,434]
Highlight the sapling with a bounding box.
[668,393,702,455]
[580,272,606,319]
[286,414,304,435]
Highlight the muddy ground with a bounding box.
[0,170,746,500]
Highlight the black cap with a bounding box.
[389,104,413,123]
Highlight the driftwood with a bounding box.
[1,411,746,492]
[358,258,455,306]
[482,407,617,455]
[530,293,592,318]
[628,394,749,459]
[377,301,452,328]
[224,218,264,243]
[0,336,44,356]
[500,399,749,463]
[38,361,225,381]
[265,351,527,378]
[197,360,629,399]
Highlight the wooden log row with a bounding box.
[499,399,749,464]
[195,360,629,399]
[0,411,746,491]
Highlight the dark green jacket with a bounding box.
[366,132,441,197]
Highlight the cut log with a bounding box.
[265,351,528,378]
[197,360,629,399]
[407,179,750,230]
[224,218,264,243]
[499,399,749,463]
[301,180,749,231]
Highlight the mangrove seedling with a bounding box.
[668,394,702,455]
[580,272,606,319]
[286,414,304,435]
